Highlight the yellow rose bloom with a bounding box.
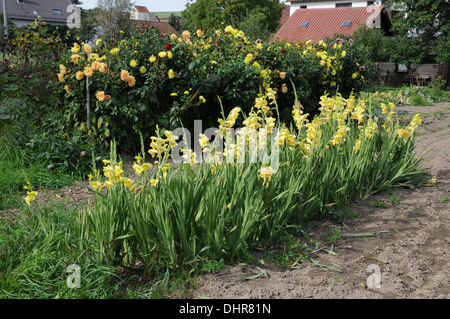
[96,91,106,102]
[140,66,147,73]
[130,59,138,68]
[75,71,84,80]
[196,29,204,37]
[120,69,130,81]
[158,51,167,58]
[71,43,80,53]
[84,43,92,55]
[167,51,173,59]
[352,72,358,79]
[91,60,101,71]
[57,73,65,82]
[149,55,156,63]
[84,66,94,77]
[182,30,191,39]
[168,69,175,79]
[99,63,108,73]
[199,95,206,103]
[127,75,136,87]
[59,64,67,75]
[71,54,80,64]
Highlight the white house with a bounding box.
[287,0,387,16]
[130,5,159,22]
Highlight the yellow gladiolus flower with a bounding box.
[258,166,276,188]
[150,178,159,187]
[397,128,411,142]
[24,191,38,206]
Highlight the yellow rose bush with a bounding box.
[56,25,377,153]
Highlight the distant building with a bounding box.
[275,1,394,43]
[0,0,73,27]
[130,5,178,35]
[130,5,160,22]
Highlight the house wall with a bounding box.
[130,9,151,21]
[290,1,376,15]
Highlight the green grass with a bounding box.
[151,11,181,19]
[0,132,78,209]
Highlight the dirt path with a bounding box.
[186,102,450,299]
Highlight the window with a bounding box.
[52,8,62,15]
[336,3,352,7]
[300,5,307,9]
[299,22,310,28]
[33,11,38,15]
[17,0,25,4]
[341,21,353,27]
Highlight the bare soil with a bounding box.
[185,102,450,299]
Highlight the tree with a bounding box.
[388,0,450,64]
[168,13,182,32]
[181,0,284,34]
[72,8,98,43]
[95,0,133,40]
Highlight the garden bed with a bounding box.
[186,102,450,299]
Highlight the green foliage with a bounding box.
[57,25,376,153]
[0,132,81,210]
[389,0,450,64]
[182,0,284,33]
[168,13,183,32]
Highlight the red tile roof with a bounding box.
[133,20,178,35]
[135,5,150,13]
[273,6,384,43]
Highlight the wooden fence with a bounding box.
[374,62,450,89]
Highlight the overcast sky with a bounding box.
[80,0,191,11]
[80,0,286,12]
